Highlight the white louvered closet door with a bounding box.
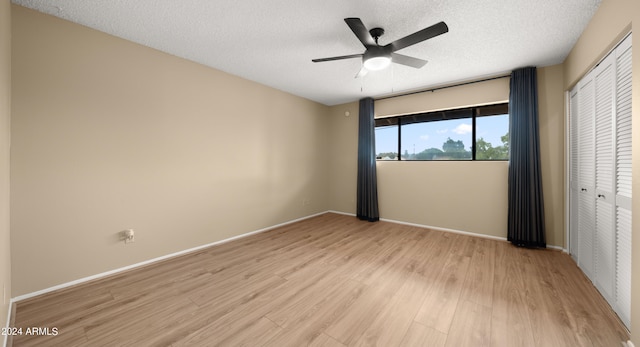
[569,33,632,330]
[593,53,616,304]
[614,34,632,329]
[569,88,580,262]
[577,74,596,281]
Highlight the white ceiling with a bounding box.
[12,0,601,106]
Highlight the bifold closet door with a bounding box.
[593,53,615,304]
[569,88,580,262]
[569,33,632,330]
[614,34,632,329]
[577,74,596,281]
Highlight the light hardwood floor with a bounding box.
[9,213,629,346]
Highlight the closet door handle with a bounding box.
[581,188,587,192]
[598,194,605,198]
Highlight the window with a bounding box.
[476,114,509,160]
[374,125,398,160]
[375,103,509,161]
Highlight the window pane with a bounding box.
[400,119,472,160]
[475,114,509,160]
[375,125,398,160]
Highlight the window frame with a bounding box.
[375,103,509,161]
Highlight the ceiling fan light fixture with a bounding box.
[363,56,391,71]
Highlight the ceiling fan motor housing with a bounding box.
[363,45,391,70]
[364,45,390,60]
[369,27,385,41]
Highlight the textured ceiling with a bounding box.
[12,0,601,106]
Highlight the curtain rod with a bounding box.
[374,74,511,102]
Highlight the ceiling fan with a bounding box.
[312,18,448,77]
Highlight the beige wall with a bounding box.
[327,102,359,214]
[10,5,329,296]
[562,0,639,342]
[375,77,510,117]
[376,160,509,237]
[328,70,565,246]
[537,65,566,248]
[0,0,11,332]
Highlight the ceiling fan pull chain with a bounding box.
[391,64,395,93]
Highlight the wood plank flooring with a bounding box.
[9,213,629,346]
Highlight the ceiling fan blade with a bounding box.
[355,66,368,79]
[312,53,363,63]
[386,21,448,52]
[391,53,428,68]
[344,18,376,47]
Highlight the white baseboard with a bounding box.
[327,210,565,250]
[328,209,508,242]
[3,301,10,347]
[380,216,508,242]
[546,244,568,252]
[326,210,356,217]
[12,210,565,304]
[11,211,329,303]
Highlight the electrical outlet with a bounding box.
[122,229,135,244]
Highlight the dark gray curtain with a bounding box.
[508,67,546,247]
[357,97,379,222]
